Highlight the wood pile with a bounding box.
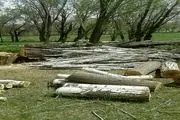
[0,79,30,101]
[22,45,180,70]
[49,61,180,102]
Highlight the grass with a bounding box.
[0,67,180,120]
[0,33,179,119]
[0,32,179,53]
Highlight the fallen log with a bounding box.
[124,61,161,76]
[67,71,162,92]
[161,61,180,84]
[119,40,180,48]
[56,74,70,79]
[82,68,153,80]
[0,52,17,65]
[0,97,7,101]
[0,80,30,88]
[55,83,151,102]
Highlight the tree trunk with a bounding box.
[82,68,153,80]
[74,25,85,42]
[14,31,19,42]
[89,17,107,44]
[67,71,162,92]
[55,83,151,102]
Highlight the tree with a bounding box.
[18,0,67,42]
[55,1,74,43]
[89,0,125,44]
[119,0,180,41]
[73,0,98,42]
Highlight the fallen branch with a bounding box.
[92,111,104,120]
[67,71,162,92]
[0,80,30,88]
[119,109,137,120]
[56,83,151,101]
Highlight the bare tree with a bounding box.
[119,0,180,42]
[18,0,67,42]
[89,0,125,44]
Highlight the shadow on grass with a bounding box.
[165,82,180,88]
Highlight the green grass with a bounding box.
[152,32,180,41]
[0,67,180,120]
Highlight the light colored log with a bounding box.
[0,80,30,88]
[0,97,7,101]
[82,67,153,80]
[0,84,4,90]
[56,74,70,79]
[161,61,180,84]
[55,83,151,102]
[67,71,162,92]
[124,61,161,76]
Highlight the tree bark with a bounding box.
[67,71,162,92]
[55,83,151,102]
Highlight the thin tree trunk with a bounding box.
[74,25,85,42]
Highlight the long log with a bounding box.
[119,40,180,48]
[0,80,30,88]
[124,61,161,76]
[82,68,153,80]
[55,83,151,102]
[67,71,162,92]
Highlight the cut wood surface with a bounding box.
[0,80,30,88]
[67,71,162,92]
[82,68,153,80]
[0,52,17,65]
[161,61,180,84]
[56,83,151,102]
[124,61,161,76]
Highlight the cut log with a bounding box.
[0,97,7,101]
[0,52,17,65]
[67,71,162,92]
[124,61,161,76]
[56,74,70,79]
[55,83,151,102]
[161,61,180,84]
[0,80,30,88]
[119,40,180,48]
[0,84,4,90]
[82,67,153,80]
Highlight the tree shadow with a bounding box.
[164,82,180,88]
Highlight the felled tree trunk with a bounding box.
[0,52,17,65]
[124,61,161,76]
[82,68,153,80]
[161,61,180,84]
[67,71,162,92]
[55,83,151,102]
[0,80,30,88]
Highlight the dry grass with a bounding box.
[0,65,180,120]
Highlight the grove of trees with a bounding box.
[0,0,179,44]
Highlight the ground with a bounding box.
[0,64,179,120]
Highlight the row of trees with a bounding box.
[0,0,180,44]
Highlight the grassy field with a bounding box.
[0,33,179,120]
[0,66,180,120]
